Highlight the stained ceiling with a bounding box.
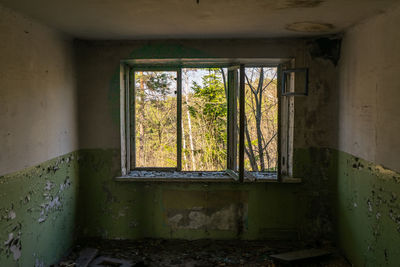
[0,0,397,39]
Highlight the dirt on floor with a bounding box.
[55,239,351,267]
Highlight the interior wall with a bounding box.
[336,4,400,266]
[0,5,78,176]
[0,5,79,266]
[76,39,339,242]
[338,4,400,173]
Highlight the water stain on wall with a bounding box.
[278,0,324,9]
[286,22,334,33]
[163,190,248,233]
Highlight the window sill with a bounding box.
[115,171,302,184]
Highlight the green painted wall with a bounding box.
[293,148,400,266]
[2,148,397,267]
[0,152,79,266]
[76,148,336,242]
[334,150,400,266]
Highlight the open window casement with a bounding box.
[226,65,283,182]
[120,58,293,181]
[225,66,240,180]
[278,60,309,180]
[120,63,129,175]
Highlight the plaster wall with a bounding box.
[76,39,339,241]
[0,5,79,266]
[76,39,338,150]
[336,4,400,266]
[338,3,400,173]
[0,4,78,176]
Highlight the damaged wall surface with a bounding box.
[75,39,339,242]
[0,4,79,266]
[1,1,400,266]
[336,3,400,266]
[335,151,400,266]
[78,149,303,240]
[0,152,79,266]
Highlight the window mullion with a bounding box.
[120,63,127,176]
[238,64,245,182]
[125,67,131,172]
[130,69,136,170]
[227,67,239,171]
[177,68,182,171]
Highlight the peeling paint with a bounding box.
[38,196,62,223]
[3,224,22,261]
[0,151,79,266]
[167,204,246,231]
[336,149,400,266]
[8,210,16,220]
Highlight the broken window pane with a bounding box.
[181,68,228,171]
[134,71,177,168]
[244,67,278,173]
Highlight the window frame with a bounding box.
[119,59,296,182]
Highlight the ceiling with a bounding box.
[0,0,397,40]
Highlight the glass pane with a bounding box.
[134,71,177,168]
[181,68,228,171]
[244,67,278,173]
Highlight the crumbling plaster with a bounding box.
[1,0,400,266]
[335,4,400,266]
[74,38,340,243]
[0,4,80,266]
[0,152,79,266]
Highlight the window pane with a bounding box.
[244,67,278,173]
[181,68,228,171]
[134,71,177,168]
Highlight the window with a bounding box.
[119,59,299,182]
[133,71,178,169]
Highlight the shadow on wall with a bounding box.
[78,40,341,243]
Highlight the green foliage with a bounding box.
[134,68,278,172]
[135,71,177,167]
[185,69,227,170]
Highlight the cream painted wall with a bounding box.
[338,3,400,172]
[76,39,339,152]
[76,39,302,150]
[0,5,78,175]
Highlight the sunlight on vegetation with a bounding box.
[182,68,227,171]
[135,71,177,167]
[133,67,278,173]
[244,67,278,172]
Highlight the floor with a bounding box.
[56,239,351,267]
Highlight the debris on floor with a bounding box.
[89,256,133,267]
[54,239,350,267]
[76,247,98,267]
[270,248,334,263]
